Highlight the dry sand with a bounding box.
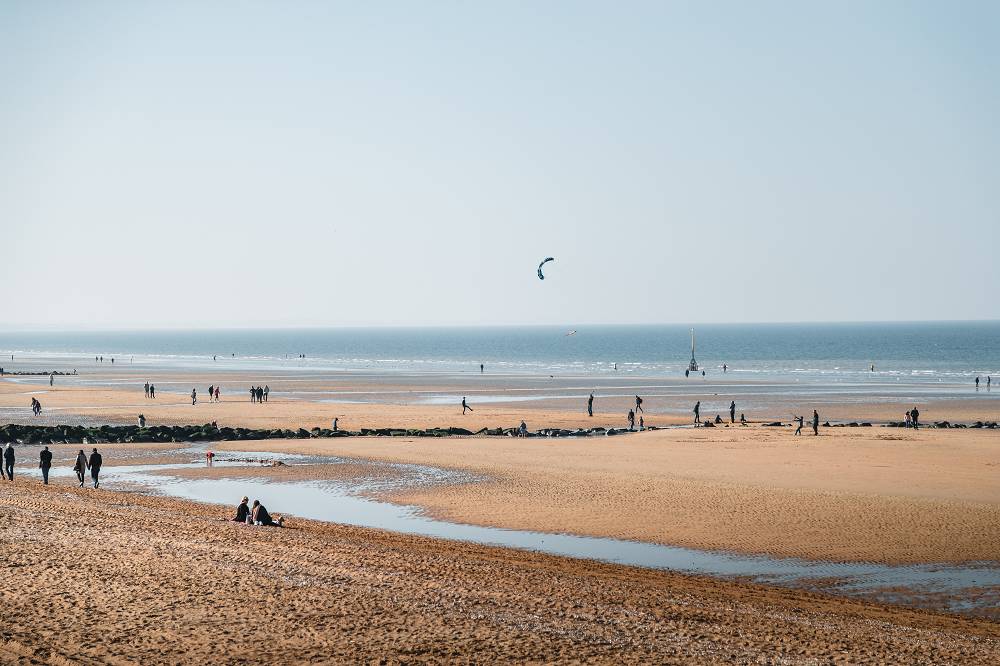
[1,480,998,664]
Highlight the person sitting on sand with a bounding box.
[714,414,722,424]
[740,413,747,426]
[251,500,282,527]
[233,496,250,523]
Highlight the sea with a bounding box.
[0,322,997,381]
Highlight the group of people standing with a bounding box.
[143,382,157,399]
[975,376,992,391]
[903,407,921,429]
[250,385,269,403]
[1,444,102,487]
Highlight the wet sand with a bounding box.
[215,427,1000,565]
[2,480,998,664]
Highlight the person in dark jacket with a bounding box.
[39,446,52,484]
[812,410,819,436]
[88,448,103,488]
[251,500,281,526]
[233,497,250,523]
[74,449,88,486]
[2,443,14,480]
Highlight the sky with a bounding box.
[1,1,997,329]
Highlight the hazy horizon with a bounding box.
[3,1,997,328]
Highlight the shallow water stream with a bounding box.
[41,446,1000,617]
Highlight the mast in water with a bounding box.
[688,328,699,372]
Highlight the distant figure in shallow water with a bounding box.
[480,364,484,374]
[976,376,980,390]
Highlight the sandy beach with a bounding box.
[1,363,998,662]
[2,480,999,664]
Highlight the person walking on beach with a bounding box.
[693,401,700,426]
[250,386,255,402]
[214,386,220,402]
[635,395,644,414]
[2,443,14,480]
[729,401,736,424]
[191,388,197,405]
[587,392,594,417]
[149,384,155,399]
[812,410,819,436]
[627,409,635,431]
[257,386,264,403]
[911,406,920,430]
[144,381,150,398]
[208,385,214,402]
[88,448,102,489]
[794,415,803,436]
[39,446,52,485]
[74,449,87,487]
[461,397,472,414]
[263,385,269,402]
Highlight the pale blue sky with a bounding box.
[1,1,997,328]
